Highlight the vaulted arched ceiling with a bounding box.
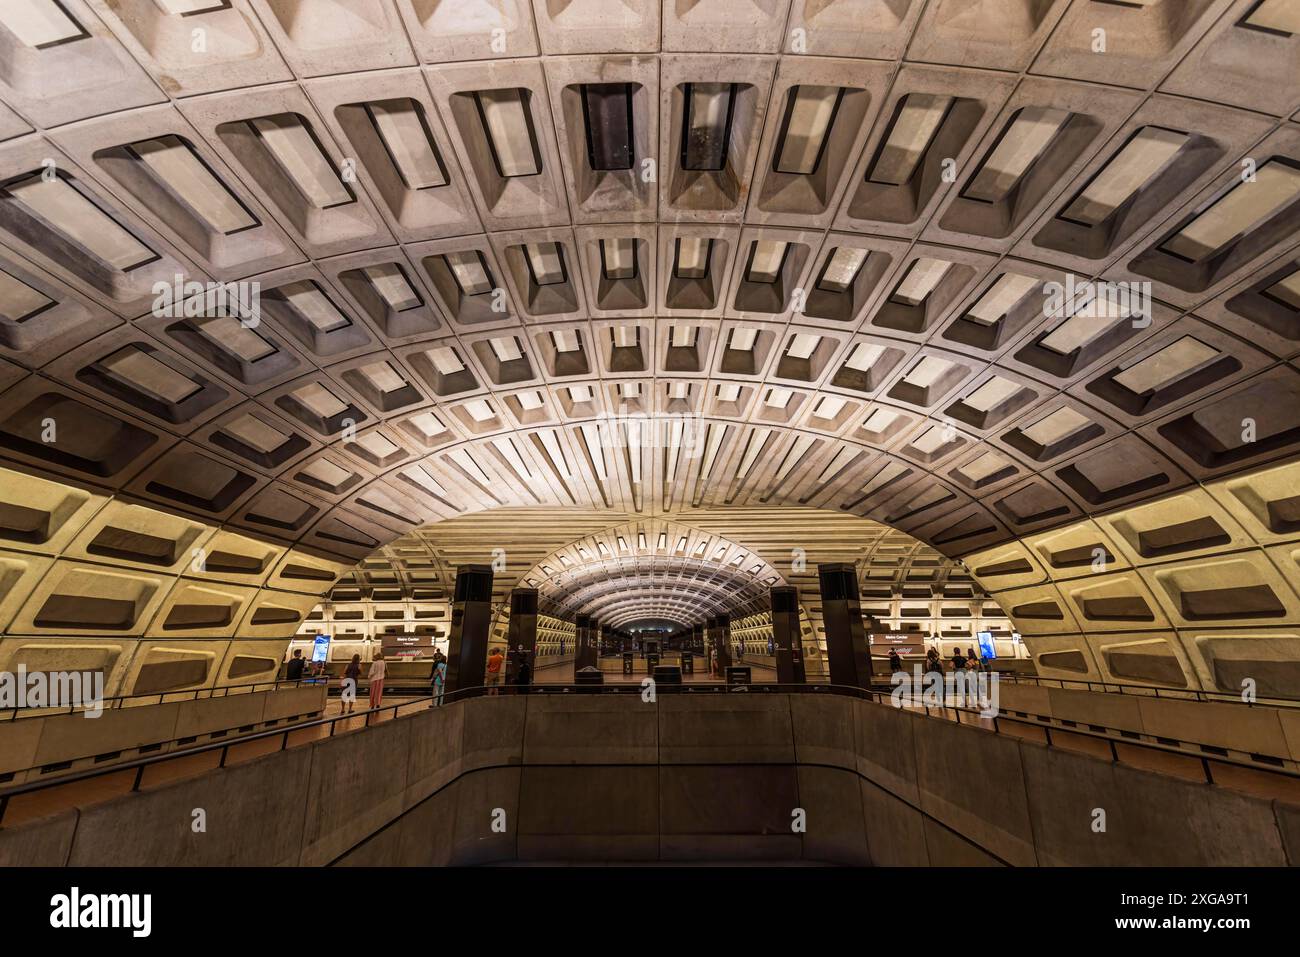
[0,0,1298,698]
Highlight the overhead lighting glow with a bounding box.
[1021,406,1091,446]
[962,107,1072,204]
[273,281,350,332]
[523,242,566,286]
[870,93,952,186]
[3,173,155,271]
[362,263,421,311]
[1160,159,1300,262]
[444,250,494,296]
[1059,127,1187,226]
[746,240,789,283]
[965,272,1039,325]
[128,135,256,235]
[891,257,951,306]
[365,99,447,190]
[0,267,52,321]
[1,1,86,49]
[774,85,843,176]
[674,237,712,279]
[249,114,352,209]
[817,247,868,293]
[475,88,541,178]
[601,238,637,280]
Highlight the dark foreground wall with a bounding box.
[2,693,1297,866]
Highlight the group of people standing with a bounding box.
[887,646,991,674]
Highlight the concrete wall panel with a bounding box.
[790,693,856,771]
[0,807,76,867]
[852,696,920,805]
[797,765,869,865]
[1019,740,1288,866]
[299,717,413,866]
[859,779,928,866]
[659,765,801,861]
[517,765,659,861]
[658,694,795,764]
[67,747,313,866]
[523,694,657,765]
[911,716,1038,866]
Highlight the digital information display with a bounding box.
[311,634,331,663]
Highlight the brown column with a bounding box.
[446,564,494,692]
[771,586,805,684]
[506,588,537,684]
[819,563,872,689]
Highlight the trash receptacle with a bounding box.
[645,652,660,672]
[680,651,694,674]
[726,666,752,686]
[622,652,634,675]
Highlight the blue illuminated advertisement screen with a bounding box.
[977,631,996,660]
[311,634,331,664]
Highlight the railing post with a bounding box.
[132,764,145,792]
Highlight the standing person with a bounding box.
[342,654,362,714]
[951,647,966,672]
[431,654,447,707]
[515,656,532,695]
[888,648,903,673]
[285,648,306,681]
[485,646,505,695]
[966,649,979,671]
[367,652,387,710]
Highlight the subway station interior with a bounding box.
[0,0,1298,887]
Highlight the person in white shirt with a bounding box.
[367,653,387,709]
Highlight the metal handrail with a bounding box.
[0,675,327,722]
[2,680,1297,829]
[991,671,1300,710]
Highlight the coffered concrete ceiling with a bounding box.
[0,0,1299,696]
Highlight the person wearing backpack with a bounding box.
[431,653,447,707]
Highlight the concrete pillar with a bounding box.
[819,563,872,689]
[771,586,806,684]
[446,564,494,692]
[506,588,537,685]
[710,615,732,673]
[575,614,597,670]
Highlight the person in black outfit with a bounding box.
[951,648,966,672]
[888,649,903,673]
[285,649,306,681]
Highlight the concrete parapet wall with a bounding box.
[1,692,1296,866]
[0,683,327,783]
[998,682,1300,761]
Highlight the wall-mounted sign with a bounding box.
[382,634,434,658]
[868,632,925,655]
